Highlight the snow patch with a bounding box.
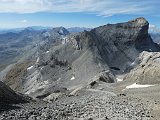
[117,78,123,82]
[62,40,66,44]
[57,78,61,81]
[36,57,40,63]
[70,76,75,80]
[40,67,44,70]
[62,37,67,44]
[46,51,49,53]
[131,61,135,66]
[126,83,154,89]
[27,66,33,70]
[44,80,49,84]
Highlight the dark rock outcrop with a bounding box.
[0,81,29,104]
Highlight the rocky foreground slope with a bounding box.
[1,18,160,120]
[0,90,154,120]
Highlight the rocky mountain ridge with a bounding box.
[1,17,160,119]
[2,17,159,99]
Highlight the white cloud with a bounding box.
[21,19,28,23]
[0,0,159,16]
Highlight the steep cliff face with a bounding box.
[88,17,159,72]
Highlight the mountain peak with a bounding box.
[52,27,69,35]
[128,17,148,26]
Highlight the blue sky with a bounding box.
[0,0,159,29]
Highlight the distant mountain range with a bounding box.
[0,26,92,34]
[0,26,70,72]
[67,27,91,33]
[0,26,52,34]
[1,24,160,35]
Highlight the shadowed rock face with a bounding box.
[0,81,28,104]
